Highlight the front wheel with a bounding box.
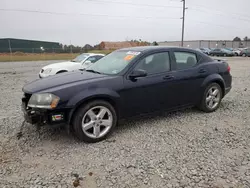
[198,83,222,113]
[72,100,117,143]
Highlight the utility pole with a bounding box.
[181,0,187,47]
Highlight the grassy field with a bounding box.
[0,50,113,62]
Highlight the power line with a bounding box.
[77,0,182,9]
[1,6,249,38]
[188,20,247,30]
[82,0,250,22]
[188,3,250,20]
[83,0,250,23]
[189,8,250,23]
[0,8,180,20]
[2,8,245,29]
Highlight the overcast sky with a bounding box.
[1,0,250,46]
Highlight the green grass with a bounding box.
[0,53,79,62]
[0,50,113,62]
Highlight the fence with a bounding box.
[158,40,250,49]
[0,47,87,54]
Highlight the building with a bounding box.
[0,38,62,53]
[158,40,250,49]
[98,41,149,50]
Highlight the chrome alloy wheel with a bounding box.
[81,106,113,139]
[206,86,221,110]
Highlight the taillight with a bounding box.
[227,65,231,72]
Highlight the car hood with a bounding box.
[42,61,80,70]
[23,71,108,93]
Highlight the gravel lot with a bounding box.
[0,57,250,188]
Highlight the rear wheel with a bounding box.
[223,53,227,57]
[72,100,117,143]
[242,53,247,57]
[199,83,222,112]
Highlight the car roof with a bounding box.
[117,46,213,63]
[118,46,198,53]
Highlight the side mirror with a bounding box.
[129,69,147,80]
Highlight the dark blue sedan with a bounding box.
[22,46,232,143]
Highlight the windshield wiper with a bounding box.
[85,69,101,74]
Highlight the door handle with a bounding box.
[163,75,174,80]
[198,69,207,73]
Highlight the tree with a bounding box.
[152,41,159,46]
[244,36,248,41]
[233,37,241,41]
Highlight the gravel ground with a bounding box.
[0,58,250,188]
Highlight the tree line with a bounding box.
[233,36,250,41]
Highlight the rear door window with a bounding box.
[174,52,198,70]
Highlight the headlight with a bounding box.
[28,93,60,109]
[44,68,52,74]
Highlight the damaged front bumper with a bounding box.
[21,95,68,127]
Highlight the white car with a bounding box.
[39,53,105,78]
[233,49,242,56]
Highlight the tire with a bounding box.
[223,54,227,57]
[56,70,68,74]
[198,83,222,113]
[72,100,117,143]
[242,53,246,57]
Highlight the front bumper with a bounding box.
[21,95,69,126]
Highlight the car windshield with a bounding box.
[222,49,231,53]
[71,54,89,62]
[86,51,140,75]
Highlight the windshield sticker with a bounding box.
[126,51,141,55]
[124,55,135,61]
